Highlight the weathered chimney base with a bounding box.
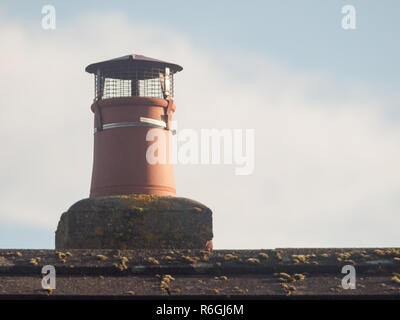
[55,195,213,250]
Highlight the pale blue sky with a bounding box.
[2,0,399,90]
[1,0,400,249]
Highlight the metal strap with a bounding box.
[93,118,167,134]
[94,102,104,132]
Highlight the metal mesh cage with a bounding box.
[94,66,174,100]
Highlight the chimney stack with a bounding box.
[55,54,213,250]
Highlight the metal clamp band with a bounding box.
[94,117,167,134]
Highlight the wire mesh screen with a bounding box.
[94,67,174,100]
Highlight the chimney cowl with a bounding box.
[85,54,183,75]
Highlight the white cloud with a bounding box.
[0,12,399,248]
